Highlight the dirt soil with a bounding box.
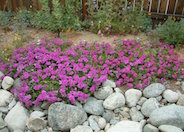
[0,27,184,94]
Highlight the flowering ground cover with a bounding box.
[0,38,184,107]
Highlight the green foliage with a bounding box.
[87,0,152,34]
[13,9,35,31]
[87,0,119,33]
[155,17,184,47]
[32,0,51,29]
[0,11,14,30]
[33,0,82,36]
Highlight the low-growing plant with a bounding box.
[155,17,184,47]
[0,38,184,107]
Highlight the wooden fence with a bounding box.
[0,0,184,18]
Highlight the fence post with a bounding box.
[82,0,87,19]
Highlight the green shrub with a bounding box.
[155,17,184,47]
[87,0,152,34]
[33,0,82,36]
[0,11,14,31]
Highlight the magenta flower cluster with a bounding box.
[0,38,183,107]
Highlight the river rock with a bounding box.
[70,125,93,132]
[158,125,183,132]
[26,118,47,131]
[107,120,142,132]
[48,103,87,131]
[84,97,104,116]
[0,90,13,107]
[103,80,116,88]
[143,83,165,98]
[130,107,144,122]
[94,86,113,100]
[143,124,159,132]
[125,89,142,107]
[177,95,184,106]
[150,104,184,129]
[163,89,179,103]
[4,102,29,131]
[2,76,14,90]
[141,98,159,117]
[103,93,125,110]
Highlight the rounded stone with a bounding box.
[2,76,14,90]
[125,89,142,107]
[150,104,184,129]
[143,83,165,98]
[70,125,93,132]
[163,89,179,103]
[83,97,104,116]
[103,93,125,110]
[141,98,159,117]
[158,125,183,132]
[48,103,87,131]
[143,124,159,132]
[107,120,142,132]
[98,117,106,129]
[94,86,113,100]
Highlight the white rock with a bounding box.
[4,102,29,131]
[143,124,159,132]
[105,123,110,131]
[2,76,14,90]
[143,83,165,98]
[130,107,144,122]
[107,120,142,132]
[98,117,106,129]
[163,89,179,103]
[103,80,116,88]
[88,116,100,132]
[0,90,13,107]
[103,93,125,110]
[137,97,147,106]
[30,111,45,118]
[94,86,113,100]
[8,98,16,110]
[26,118,47,131]
[141,98,159,117]
[159,125,183,132]
[125,89,142,107]
[70,125,93,132]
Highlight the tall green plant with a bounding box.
[156,17,184,47]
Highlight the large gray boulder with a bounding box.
[150,104,184,129]
[5,102,29,131]
[48,103,87,131]
[141,98,159,117]
[83,97,104,116]
[125,89,142,107]
[107,120,142,132]
[103,93,125,110]
[143,83,165,98]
